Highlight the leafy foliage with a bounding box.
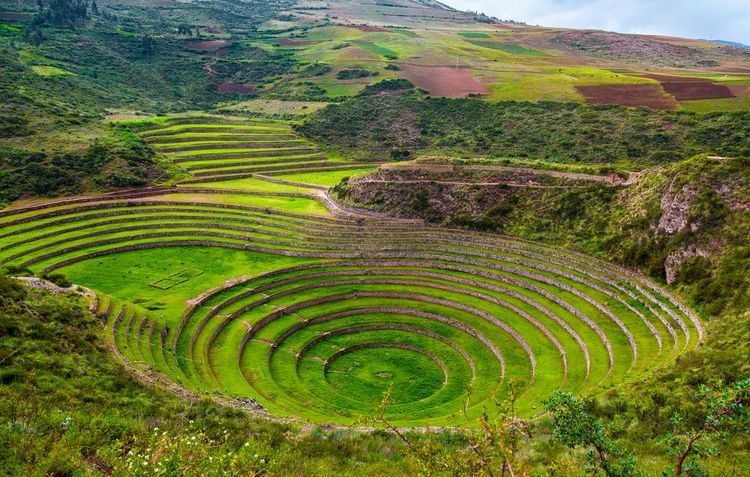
[662,380,750,477]
[336,68,378,80]
[0,126,166,203]
[35,0,89,27]
[545,391,639,477]
[299,94,750,165]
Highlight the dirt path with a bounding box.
[382,163,631,185]
[360,179,591,188]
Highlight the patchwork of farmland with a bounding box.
[0,117,703,427]
[244,21,750,109]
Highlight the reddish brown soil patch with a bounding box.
[216,83,255,94]
[338,47,376,60]
[576,84,678,110]
[662,82,734,100]
[718,67,750,74]
[398,66,491,98]
[278,39,321,47]
[186,40,228,50]
[640,74,735,100]
[0,12,31,21]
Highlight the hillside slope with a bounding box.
[298,88,750,166]
[1,0,749,204]
[334,154,750,319]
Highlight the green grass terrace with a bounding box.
[136,117,376,186]
[0,159,702,426]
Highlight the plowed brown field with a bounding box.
[641,74,735,100]
[399,66,491,98]
[216,83,255,94]
[576,84,678,109]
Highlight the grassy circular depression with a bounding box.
[324,343,446,406]
[0,117,704,428]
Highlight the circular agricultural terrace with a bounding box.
[0,118,703,427]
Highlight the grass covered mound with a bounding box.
[0,125,169,205]
[297,90,750,165]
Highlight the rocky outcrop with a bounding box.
[664,244,715,285]
[658,178,699,234]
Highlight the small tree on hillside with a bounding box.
[36,0,89,26]
[662,379,750,477]
[544,391,639,477]
[23,25,44,45]
[368,380,531,476]
[140,34,156,58]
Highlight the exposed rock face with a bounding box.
[658,166,748,235]
[13,276,76,294]
[664,244,713,285]
[716,182,750,211]
[658,178,698,234]
[344,179,514,223]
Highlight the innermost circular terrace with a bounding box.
[324,343,447,406]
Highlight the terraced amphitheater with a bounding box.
[0,117,703,427]
[141,118,374,187]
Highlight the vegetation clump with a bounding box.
[298,95,750,165]
[0,127,166,203]
[300,62,333,77]
[336,68,379,80]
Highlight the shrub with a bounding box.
[390,148,411,160]
[676,256,712,284]
[0,274,26,301]
[2,265,33,276]
[360,79,414,96]
[300,63,332,77]
[336,69,377,80]
[0,114,31,137]
[43,273,72,288]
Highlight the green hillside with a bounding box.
[1,0,749,475]
[297,89,750,165]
